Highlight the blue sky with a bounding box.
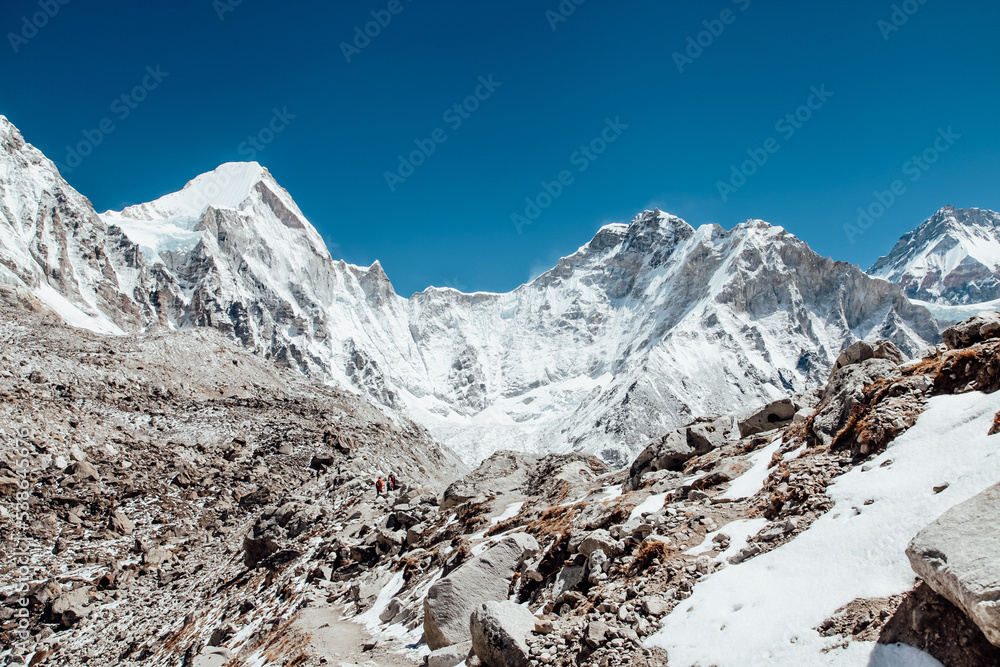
[2,0,998,296]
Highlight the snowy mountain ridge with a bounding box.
[869,205,1000,305]
[0,115,947,465]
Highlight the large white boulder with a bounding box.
[907,482,1000,647]
[423,532,538,650]
[469,600,536,667]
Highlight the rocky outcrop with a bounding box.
[906,482,1000,647]
[811,359,901,446]
[470,600,537,667]
[942,312,1000,350]
[423,533,539,649]
[830,340,906,376]
[738,399,796,438]
[444,451,610,510]
[427,642,472,667]
[625,414,736,490]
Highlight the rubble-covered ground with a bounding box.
[4,285,1000,666]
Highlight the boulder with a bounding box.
[469,601,536,667]
[906,482,1000,647]
[585,620,609,648]
[737,398,796,438]
[109,511,135,535]
[830,340,906,376]
[577,529,621,558]
[551,565,585,600]
[942,312,1000,350]
[625,415,735,490]
[427,642,472,667]
[424,533,539,650]
[51,587,90,627]
[192,646,234,667]
[68,460,100,481]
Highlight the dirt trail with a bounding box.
[292,603,419,667]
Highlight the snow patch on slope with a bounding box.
[649,390,1000,665]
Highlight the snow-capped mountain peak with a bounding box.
[107,161,267,223]
[0,116,944,467]
[869,206,1000,305]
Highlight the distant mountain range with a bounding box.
[4,115,994,466]
[869,205,1000,305]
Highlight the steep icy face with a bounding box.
[404,212,938,466]
[524,219,940,466]
[869,206,1000,305]
[0,115,170,334]
[102,162,429,389]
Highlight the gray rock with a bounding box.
[812,358,900,446]
[552,565,585,600]
[110,510,135,535]
[737,398,796,438]
[906,482,1000,647]
[577,529,621,558]
[588,548,609,583]
[585,620,609,648]
[427,641,472,667]
[625,416,734,491]
[192,646,234,667]
[424,532,539,650]
[68,460,100,481]
[469,600,535,667]
[830,340,906,376]
[942,312,1000,350]
[51,587,91,627]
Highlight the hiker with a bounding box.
[388,472,398,492]
[376,477,383,495]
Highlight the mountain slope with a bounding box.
[869,206,1000,305]
[0,116,942,466]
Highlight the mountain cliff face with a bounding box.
[0,116,942,465]
[869,206,1000,305]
